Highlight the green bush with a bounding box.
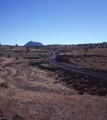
[66,90,78,95]
[0,82,10,88]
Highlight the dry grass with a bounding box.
[62,48,107,71]
[0,88,107,120]
[0,45,107,119]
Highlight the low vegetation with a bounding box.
[0,42,107,119]
[0,82,10,88]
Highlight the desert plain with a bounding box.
[0,43,107,120]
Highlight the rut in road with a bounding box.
[0,60,41,92]
[0,59,69,94]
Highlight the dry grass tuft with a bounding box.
[0,82,10,88]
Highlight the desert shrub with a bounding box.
[26,47,30,52]
[11,46,13,49]
[85,48,88,52]
[66,90,78,95]
[7,55,10,58]
[16,57,18,60]
[0,82,10,88]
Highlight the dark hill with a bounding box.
[24,41,43,46]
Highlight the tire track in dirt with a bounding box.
[0,58,71,94]
[0,60,64,94]
[0,60,37,92]
[1,68,32,91]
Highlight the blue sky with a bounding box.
[0,0,107,46]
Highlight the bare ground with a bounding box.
[0,57,107,120]
[0,45,107,120]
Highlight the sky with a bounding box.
[0,0,107,46]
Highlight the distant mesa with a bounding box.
[24,41,43,46]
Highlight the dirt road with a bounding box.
[47,55,107,79]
